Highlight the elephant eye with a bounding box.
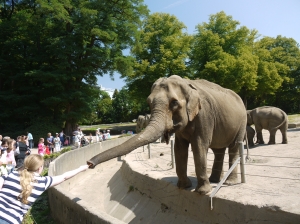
[171,100,179,107]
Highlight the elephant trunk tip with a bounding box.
[87,161,96,169]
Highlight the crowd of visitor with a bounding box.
[0,127,114,169]
[72,127,111,149]
[0,130,89,224]
[0,126,137,223]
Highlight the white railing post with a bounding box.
[239,141,246,183]
[171,139,175,168]
[209,157,241,210]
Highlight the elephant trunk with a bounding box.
[87,109,166,168]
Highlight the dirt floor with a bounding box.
[130,129,300,209]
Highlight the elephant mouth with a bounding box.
[163,123,180,144]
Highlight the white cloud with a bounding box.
[164,0,189,9]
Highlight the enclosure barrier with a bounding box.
[48,136,132,224]
[46,132,300,223]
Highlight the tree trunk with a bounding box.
[65,120,77,137]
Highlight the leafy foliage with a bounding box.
[189,11,259,94]
[0,0,149,136]
[249,36,300,111]
[127,12,192,101]
[188,11,300,112]
[112,87,144,122]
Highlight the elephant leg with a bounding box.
[268,129,277,144]
[249,137,254,147]
[255,126,264,144]
[280,128,288,144]
[209,148,226,183]
[191,142,211,195]
[174,138,192,189]
[224,143,239,185]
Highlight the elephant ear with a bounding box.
[186,84,201,121]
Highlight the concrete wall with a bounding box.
[48,137,131,224]
[288,123,300,128]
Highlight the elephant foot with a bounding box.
[282,141,288,144]
[209,172,223,183]
[195,183,212,195]
[224,177,239,186]
[268,141,275,145]
[209,176,220,183]
[177,177,192,189]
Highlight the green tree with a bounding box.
[127,12,192,101]
[96,90,113,124]
[112,89,119,99]
[251,36,300,112]
[189,11,259,98]
[112,88,143,122]
[0,0,149,136]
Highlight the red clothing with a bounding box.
[38,143,45,155]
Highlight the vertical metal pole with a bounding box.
[148,144,151,159]
[238,141,246,183]
[171,139,175,168]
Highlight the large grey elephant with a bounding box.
[88,75,247,195]
[247,106,288,144]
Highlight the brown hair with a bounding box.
[18,155,44,204]
[7,138,15,153]
[20,135,26,143]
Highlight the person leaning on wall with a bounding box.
[0,154,89,224]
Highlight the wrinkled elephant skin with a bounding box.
[87,75,247,195]
[247,106,288,145]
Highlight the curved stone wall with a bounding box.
[48,137,131,224]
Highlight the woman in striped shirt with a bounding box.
[0,154,88,224]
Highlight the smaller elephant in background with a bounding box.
[136,115,145,133]
[246,125,255,147]
[247,106,288,145]
[136,114,151,133]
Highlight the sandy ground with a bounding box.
[123,128,300,211]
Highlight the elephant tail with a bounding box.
[271,109,288,131]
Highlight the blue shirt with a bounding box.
[0,171,53,224]
[27,133,33,141]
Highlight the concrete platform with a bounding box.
[68,129,300,223]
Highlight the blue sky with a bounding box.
[98,0,300,90]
